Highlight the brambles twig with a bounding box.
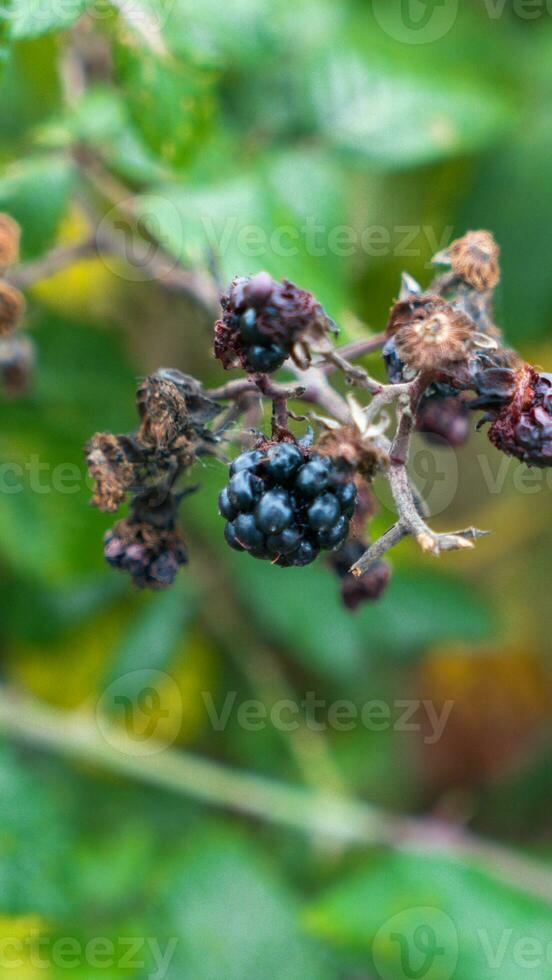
[2,685,552,906]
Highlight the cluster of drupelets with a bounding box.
[85,229,552,611]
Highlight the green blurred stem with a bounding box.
[1,685,552,905]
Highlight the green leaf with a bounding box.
[305,850,552,980]
[7,0,92,39]
[134,176,268,277]
[162,823,333,980]
[307,53,515,170]
[0,313,136,582]
[102,582,196,696]
[0,741,72,915]
[219,554,492,677]
[0,154,75,256]
[114,38,215,168]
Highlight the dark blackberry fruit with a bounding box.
[239,308,263,344]
[266,526,302,556]
[307,492,340,530]
[247,343,287,373]
[316,515,348,549]
[224,521,245,552]
[234,513,265,550]
[220,441,357,567]
[255,489,293,534]
[227,470,263,510]
[218,486,237,520]
[263,442,303,483]
[333,480,357,518]
[294,455,332,497]
[214,272,330,374]
[229,449,265,476]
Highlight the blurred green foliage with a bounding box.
[0,0,552,977]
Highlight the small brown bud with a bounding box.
[0,281,25,337]
[0,213,21,269]
[439,230,500,292]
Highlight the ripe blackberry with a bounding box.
[219,440,357,567]
[214,272,332,374]
[329,539,391,611]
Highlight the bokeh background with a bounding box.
[1,0,552,977]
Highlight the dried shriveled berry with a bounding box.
[0,334,34,396]
[329,539,391,611]
[416,395,470,447]
[214,272,333,374]
[487,366,552,466]
[219,440,357,567]
[104,491,188,589]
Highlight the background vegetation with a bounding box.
[1,0,552,976]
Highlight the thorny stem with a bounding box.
[2,686,552,906]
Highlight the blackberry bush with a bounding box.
[73,226,552,606]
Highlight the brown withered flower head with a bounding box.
[214,271,335,374]
[0,213,21,269]
[86,370,220,513]
[0,281,25,337]
[85,432,136,512]
[393,300,474,374]
[87,370,219,589]
[435,230,500,292]
[137,369,219,452]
